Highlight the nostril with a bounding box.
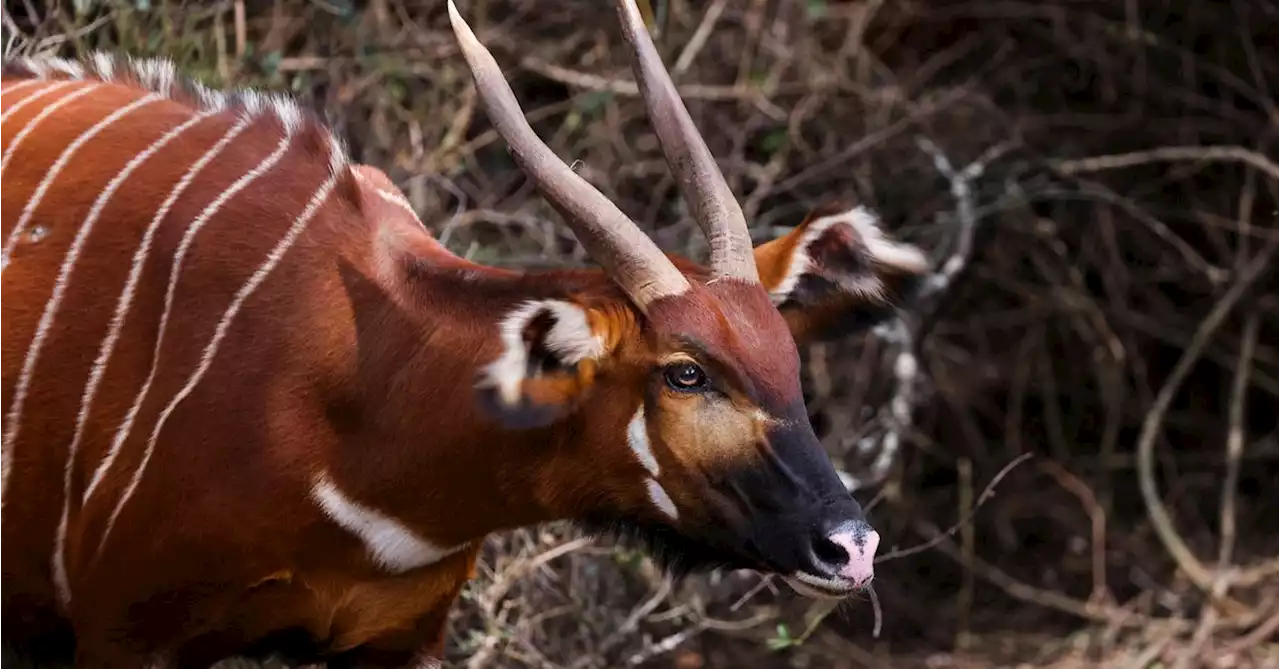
[811,534,849,571]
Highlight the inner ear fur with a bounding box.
[476,299,616,429]
[755,203,930,342]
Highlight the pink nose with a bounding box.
[826,528,880,585]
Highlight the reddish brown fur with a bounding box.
[1,57,923,667]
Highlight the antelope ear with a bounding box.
[755,204,929,343]
[475,299,608,429]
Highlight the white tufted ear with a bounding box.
[476,299,606,429]
[754,204,929,343]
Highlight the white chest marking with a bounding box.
[312,474,462,573]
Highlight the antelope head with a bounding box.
[448,0,928,599]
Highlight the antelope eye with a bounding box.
[663,362,708,392]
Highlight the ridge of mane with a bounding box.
[2,50,350,176]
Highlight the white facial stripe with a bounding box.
[645,478,679,520]
[627,407,659,476]
[312,473,462,572]
[626,406,682,520]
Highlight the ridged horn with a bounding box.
[615,0,759,282]
[447,0,692,310]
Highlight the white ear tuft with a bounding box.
[482,300,604,406]
[830,206,928,274]
[770,205,927,305]
[539,300,604,362]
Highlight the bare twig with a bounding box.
[1219,609,1280,657]
[1,8,31,58]
[868,585,883,639]
[861,139,1014,487]
[912,138,1015,303]
[233,0,246,60]
[1136,241,1277,600]
[1040,460,1111,603]
[1054,145,1280,181]
[876,453,1034,563]
[671,0,727,76]
[1216,311,1259,581]
[1174,311,1263,669]
[520,57,761,101]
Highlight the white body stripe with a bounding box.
[0,92,161,511]
[312,474,462,572]
[0,79,76,124]
[80,114,257,504]
[51,109,216,606]
[373,187,416,216]
[0,79,47,99]
[0,83,97,174]
[89,120,291,534]
[354,172,419,219]
[0,80,55,117]
[3,55,365,611]
[97,134,337,558]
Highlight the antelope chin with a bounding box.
[782,572,867,600]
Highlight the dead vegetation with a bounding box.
[2,0,1277,667]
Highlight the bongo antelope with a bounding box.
[0,1,928,665]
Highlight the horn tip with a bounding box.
[446,0,469,39]
[446,0,490,72]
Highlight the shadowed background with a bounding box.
[2,1,1276,667]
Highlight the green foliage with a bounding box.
[765,623,797,651]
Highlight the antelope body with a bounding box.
[1,2,929,666]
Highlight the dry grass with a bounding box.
[3,0,1277,667]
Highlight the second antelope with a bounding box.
[1,0,929,666]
